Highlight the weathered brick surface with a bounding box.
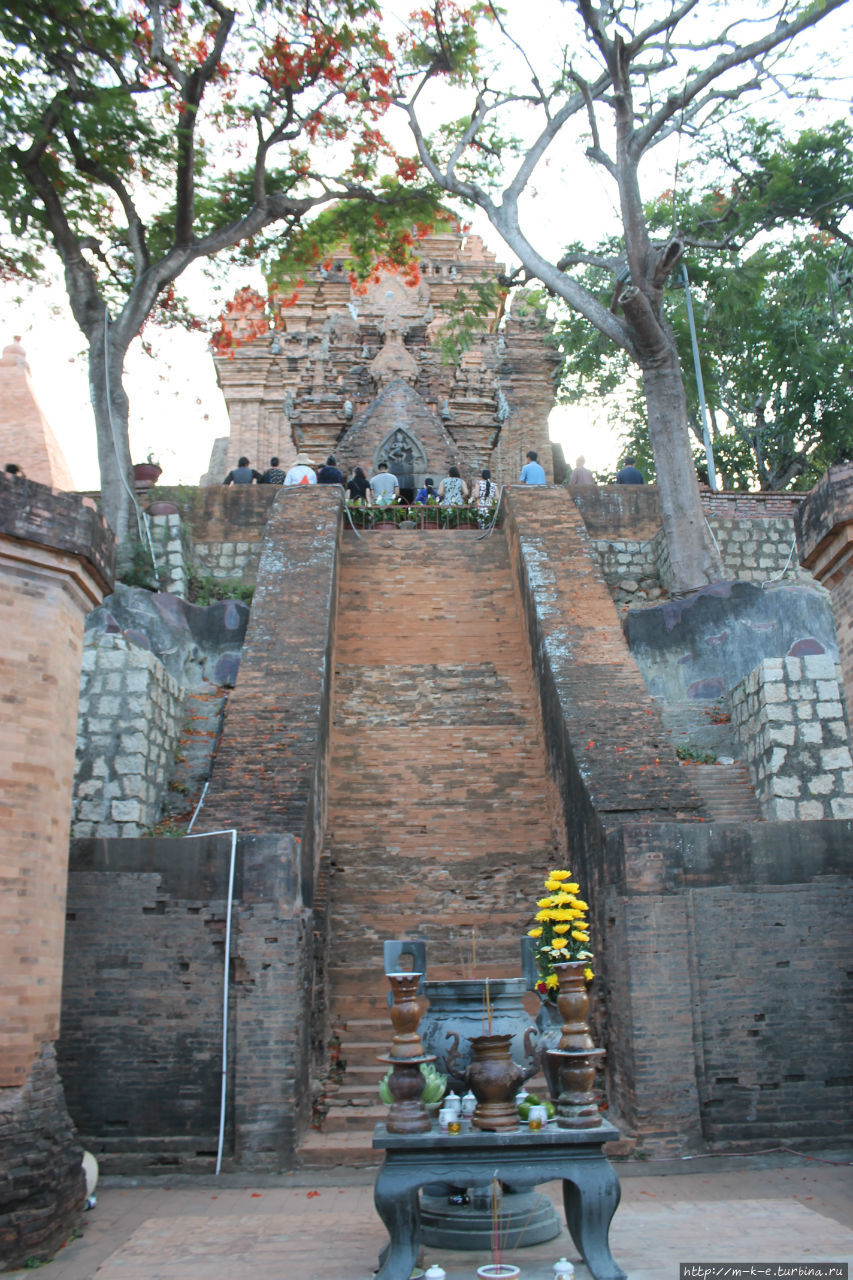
[298,524,568,1160]
[0,340,75,489]
[201,487,341,890]
[503,485,706,832]
[0,1046,85,1267]
[601,821,853,1153]
[0,481,111,1267]
[571,484,806,544]
[0,472,114,590]
[796,463,853,726]
[59,833,313,1174]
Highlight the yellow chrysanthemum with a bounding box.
[545,880,563,893]
[571,930,590,942]
[568,908,585,920]
[549,869,572,880]
[527,927,543,938]
[537,896,554,908]
[545,973,560,989]
[550,937,568,950]
[573,899,589,911]
[584,967,594,982]
[565,883,580,893]
[554,924,570,934]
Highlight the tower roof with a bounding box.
[0,338,75,489]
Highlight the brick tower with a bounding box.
[206,226,559,488]
[0,477,113,1268]
[0,338,75,488]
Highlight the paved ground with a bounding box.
[9,1151,852,1280]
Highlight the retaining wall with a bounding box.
[72,636,185,838]
[59,832,314,1174]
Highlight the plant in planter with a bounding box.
[527,867,594,1005]
[379,1061,446,1110]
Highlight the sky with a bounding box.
[1,0,848,490]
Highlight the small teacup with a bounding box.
[528,1104,548,1131]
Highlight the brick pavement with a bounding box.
[8,1153,851,1279]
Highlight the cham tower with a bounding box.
[0,337,75,488]
[204,224,559,489]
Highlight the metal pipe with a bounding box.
[681,264,718,491]
[186,827,237,1175]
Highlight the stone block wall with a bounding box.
[191,537,260,584]
[72,636,185,837]
[710,516,804,583]
[731,655,853,820]
[148,510,186,595]
[593,515,808,606]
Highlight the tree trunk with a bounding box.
[641,351,725,594]
[87,337,135,546]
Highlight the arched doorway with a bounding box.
[374,428,428,502]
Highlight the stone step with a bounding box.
[299,530,570,1170]
[687,762,763,822]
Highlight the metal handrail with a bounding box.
[345,500,500,533]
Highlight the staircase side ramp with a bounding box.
[200,487,342,892]
[503,486,707,831]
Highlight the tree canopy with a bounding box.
[393,0,850,592]
[0,0,434,541]
[555,119,853,492]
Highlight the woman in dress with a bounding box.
[437,465,469,506]
[472,468,497,524]
[346,466,372,505]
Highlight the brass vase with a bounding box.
[465,1033,532,1132]
[552,960,595,1051]
[543,962,604,1128]
[388,972,426,1059]
[378,972,434,1133]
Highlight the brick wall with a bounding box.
[72,636,185,837]
[796,464,853,724]
[601,821,853,1153]
[0,477,112,1267]
[731,655,853,820]
[502,486,706,842]
[59,833,314,1173]
[200,486,342,903]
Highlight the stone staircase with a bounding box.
[687,762,763,823]
[298,528,567,1167]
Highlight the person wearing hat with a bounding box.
[284,453,317,486]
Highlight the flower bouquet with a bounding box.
[527,868,594,1005]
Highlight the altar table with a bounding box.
[372,1118,626,1280]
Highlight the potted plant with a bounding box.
[132,451,162,489]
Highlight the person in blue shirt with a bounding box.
[519,450,547,485]
[616,456,645,484]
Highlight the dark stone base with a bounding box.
[0,1044,85,1272]
[420,1189,561,1250]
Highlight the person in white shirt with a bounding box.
[369,462,399,504]
[284,453,317,485]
